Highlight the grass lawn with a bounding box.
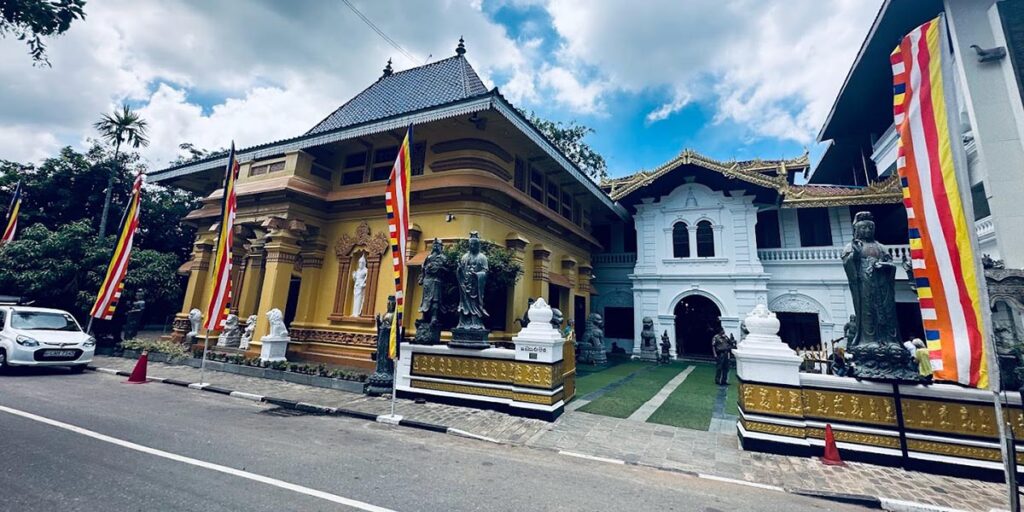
[645,364,740,431]
[725,368,739,416]
[573,360,649,397]
[578,363,687,418]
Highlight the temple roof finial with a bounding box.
[382,58,393,77]
[456,36,466,56]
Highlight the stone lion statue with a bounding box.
[218,314,241,348]
[185,308,202,345]
[266,308,288,338]
[240,314,258,350]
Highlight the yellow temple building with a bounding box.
[149,41,627,369]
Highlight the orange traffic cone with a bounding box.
[125,351,149,384]
[821,423,844,466]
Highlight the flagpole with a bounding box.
[200,327,211,385]
[85,317,94,336]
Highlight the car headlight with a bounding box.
[83,337,96,348]
[16,335,39,347]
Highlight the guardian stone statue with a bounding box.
[640,317,658,362]
[217,314,242,348]
[186,308,202,345]
[414,239,445,345]
[266,308,288,338]
[239,314,257,350]
[367,295,397,396]
[579,313,607,365]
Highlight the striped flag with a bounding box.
[90,173,143,320]
[384,126,413,359]
[2,181,23,244]
[204,143,240,332]
[892,15,987,387]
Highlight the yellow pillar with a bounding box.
[236,237,265,319]
[532,246,551,302]
[250,218,305,347]
[577,263,593,319]
[293,235,326,326]
[171,235,213,341]
[506,233,530,331]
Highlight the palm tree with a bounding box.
[94,105,149,238]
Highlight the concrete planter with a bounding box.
[310,375,365,393]
[149,352,170,363]
[281,371,311,386]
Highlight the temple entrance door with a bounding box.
[674,295,721,359]
[283,277,301,327]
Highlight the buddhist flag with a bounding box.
[384,125,413,359]
[892,15,987,387]
[204,143,240,331]
[90,173,143,320]
[2,181,23,244]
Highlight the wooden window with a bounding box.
[514,158,526,192]
[341,151,367,185]
[371,146,398,182]
[572,200,582,225]
[268,161,285,172]
[341,170,363,185]
[546,182,559,211]
[529,167,544,202]
[755,210,782,249]
[249,164,268,177]
[696,220,715,257]
[411,142,427,176]
[560,191,573,219]
[797,208,833,247]
[673,223,690,258]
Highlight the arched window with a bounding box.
[672,223,690,258]
[696,220,715,257]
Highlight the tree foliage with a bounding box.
[521,110,608,181]
[434,239,523,330]
[0,0,86,66]
[0,144,198,328]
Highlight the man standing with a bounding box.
[712,326,731,386]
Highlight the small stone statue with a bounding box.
[239,314,257,350]
[659,330,672,363]
[550,308,564,330]
[515,298,536,329]
[842,212,923,381]
[217,314,242,348]
[367,295,397,396]
[578,313,608,365]
[351,254,368,316]
[266,308,288,338]
[122,291,146,341]
[414,239,446,345]
[186,308,202,345]
[740,320,749,341]
[843,314,857,349]
[640,316,658,362]
[450,231,490,349]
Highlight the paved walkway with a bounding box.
[627,365,694,422]
[92,356,1012,511]
[709,385,739,434]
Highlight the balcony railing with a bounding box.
[758,245,912,263]
[593,252,638,265]
[976,216,994,241]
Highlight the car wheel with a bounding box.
[70,364,87,374]
[0,349,8,374]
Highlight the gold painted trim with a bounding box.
[411,353,563,389]
[806,427,901,449]
[741,418,805,439]
[410,379,564,406]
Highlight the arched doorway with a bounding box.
[674,295,721,359]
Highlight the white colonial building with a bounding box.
[592,150,919,359]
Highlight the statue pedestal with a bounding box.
[448,325,490,349]
[732,304,802,386]
[396,299,570,421]
[365,366,394,396]
[640,346,659,362]
[259,335,289,362]
[849,342,925,382]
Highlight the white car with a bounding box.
[0,306,95,373]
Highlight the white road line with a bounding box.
[696,474,784,492]
[447,428,502,444]
[229,391,264,402]
[627,365,695,422]
[558,450,625,465]
[0,404,397,512]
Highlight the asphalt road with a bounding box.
[0,367,868,512]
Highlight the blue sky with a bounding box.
[0,1,879,178]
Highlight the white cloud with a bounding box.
[539,65,606,114]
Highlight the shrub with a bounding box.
[121,339,191,359]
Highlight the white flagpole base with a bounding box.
[378,414,403,425]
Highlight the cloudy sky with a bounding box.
[0,0,881,177]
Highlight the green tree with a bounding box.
[94,104,149,238]
[0,0,86,66]
[521,110,608,181]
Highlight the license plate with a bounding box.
[45,350,77,357]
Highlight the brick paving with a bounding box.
[93,355,1012,511]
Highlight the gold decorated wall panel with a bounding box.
[802,389,897,427]
[411,353,563,389]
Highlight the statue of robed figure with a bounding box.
[413,239,446,345]
[366,295,397,396]
[842,211,925,381]
[449,231,490,348]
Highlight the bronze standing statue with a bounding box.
[413,239,446,345]
[450,231,490,348]
[366,296,397,396]
[842,212,924,381]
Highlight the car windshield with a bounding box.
[10,311,81,331]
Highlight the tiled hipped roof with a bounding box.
[601,149,901,208]
[306,55,489,135]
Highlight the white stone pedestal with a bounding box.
[512,298,565,364]
[732,304,802,386]
[259,335,290,362]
